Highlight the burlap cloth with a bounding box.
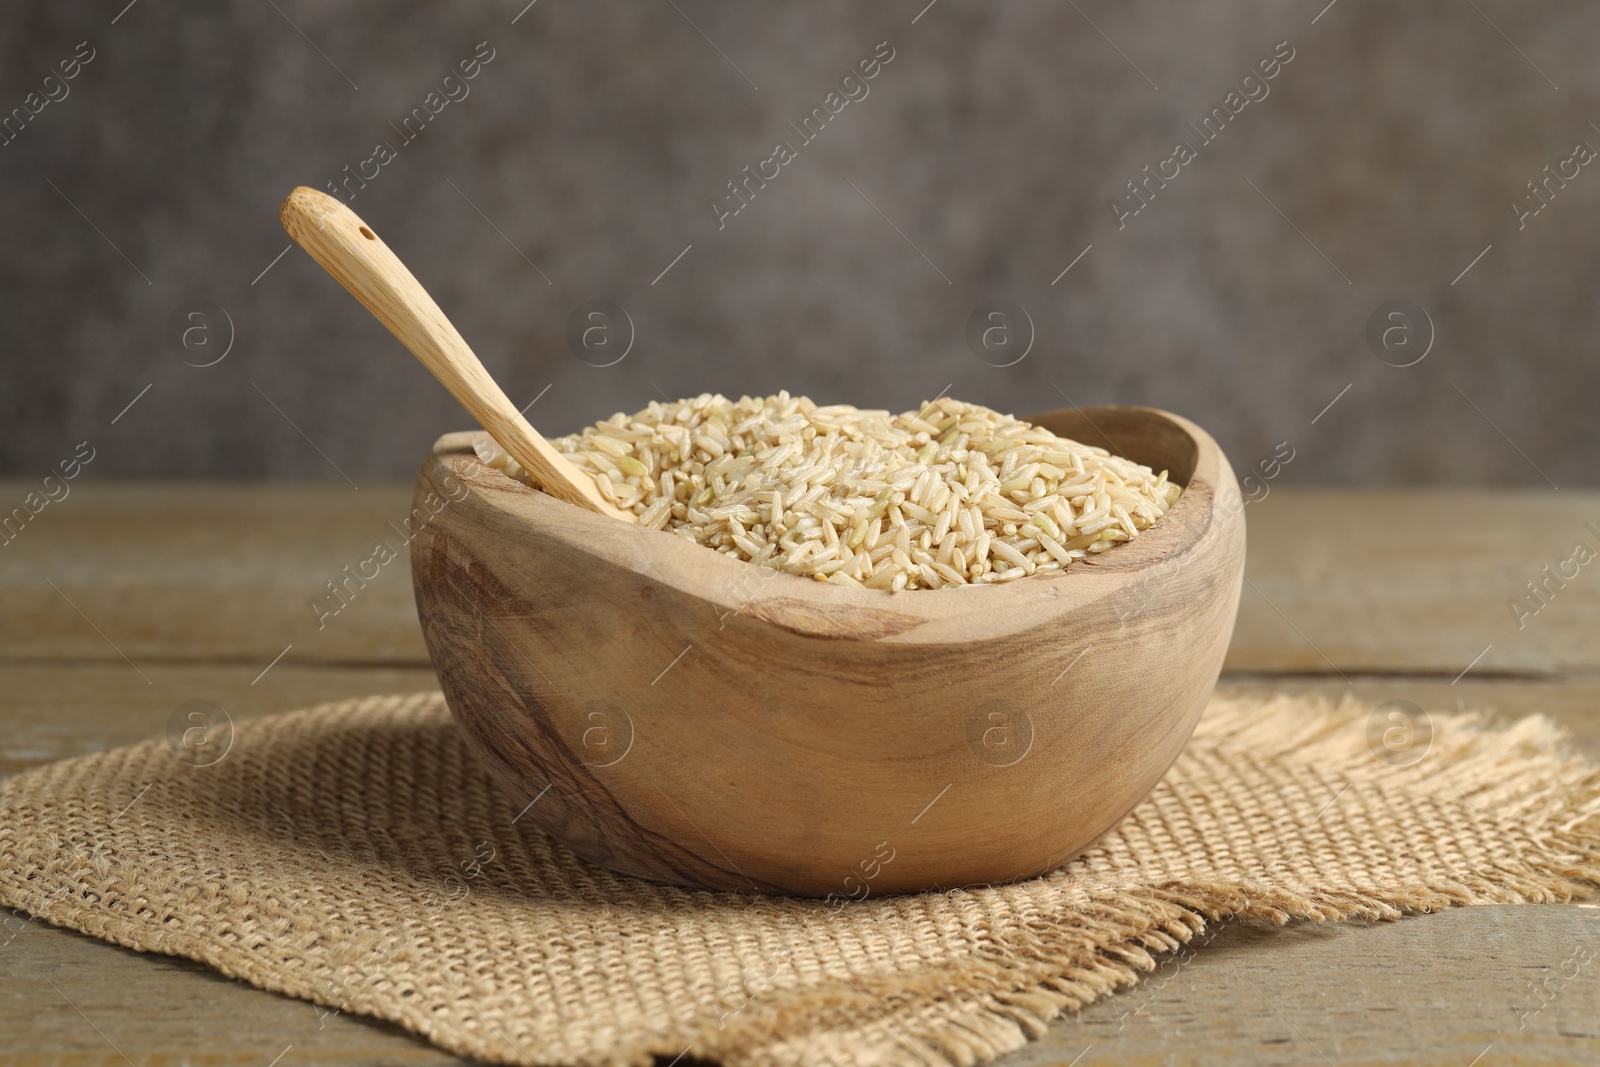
[2,692,1597,1066]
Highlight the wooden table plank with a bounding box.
[2,921,457,1067]
[1215,676,1600,756]
[1020,905,1600,1066]
[5,901,1595,1066]
[0,481,426,668]
[4,484,1598,676]
[0,662,439,777]
[1229,489,1600,677]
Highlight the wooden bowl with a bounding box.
[410,406,1245,897]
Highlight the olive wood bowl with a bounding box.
[410,405,1245,897]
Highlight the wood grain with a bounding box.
[1215,675,1600,756]
[6,904,1592,1067]
[0,662,439,777]
[0,480,426,666]
[2,920,458,1067]
[1012,905,1600,1066]
[278,186,631,522]
[411,407,1246,895]
[1228,488,1600,677]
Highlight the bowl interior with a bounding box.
[1028,406,1200,486]
[420,405,1222,636]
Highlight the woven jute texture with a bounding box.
[2,692,1598,1067]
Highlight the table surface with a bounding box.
[3,483,1597,1066]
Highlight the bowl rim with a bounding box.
[419,405,1234,643]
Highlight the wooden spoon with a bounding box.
[278,186,633,522]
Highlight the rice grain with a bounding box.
[487,393,1181,591]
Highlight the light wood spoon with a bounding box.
[278,186,633,522]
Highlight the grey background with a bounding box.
[2,0,1595,487]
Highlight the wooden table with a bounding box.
[3,483,1597,1065]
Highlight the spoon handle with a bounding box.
[278,186,634,522]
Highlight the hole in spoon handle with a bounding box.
[277,185,636,524]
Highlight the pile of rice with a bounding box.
[487,393,1179,591]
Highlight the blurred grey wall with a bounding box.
[2,0,1596,487]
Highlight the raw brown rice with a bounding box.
[482,393,1180,590]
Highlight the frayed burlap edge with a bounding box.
[2,692,1598,1067]
[664,695,1600,1067]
